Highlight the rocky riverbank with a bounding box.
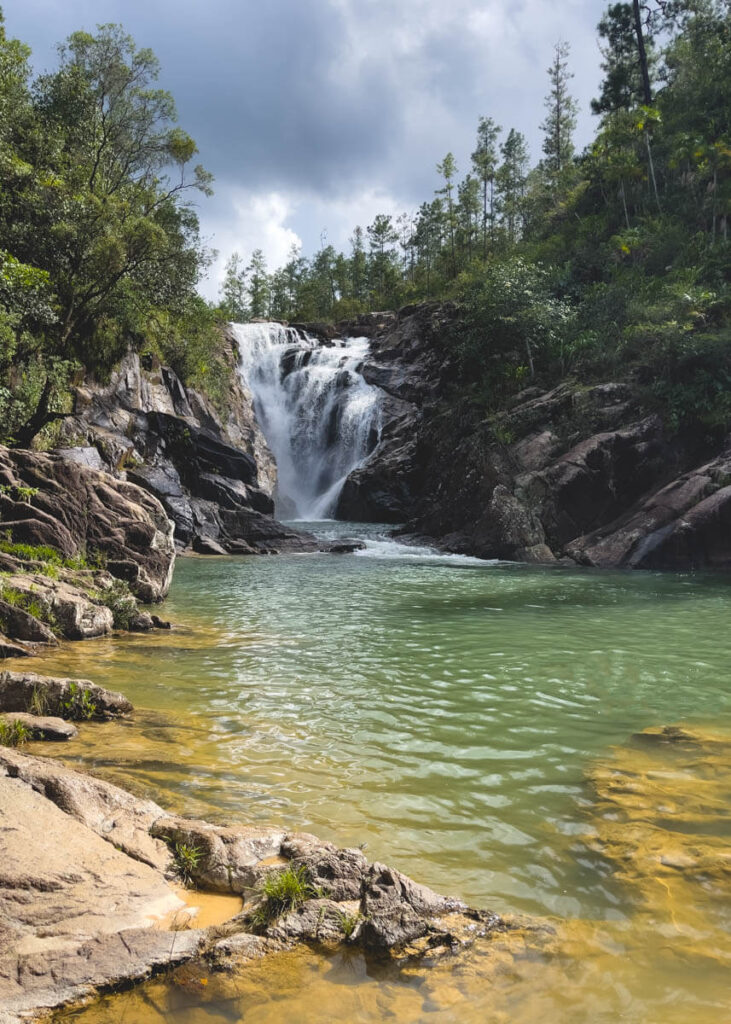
[327,303,731,571]
[0,727,509,1023]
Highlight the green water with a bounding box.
[42,524,731,1022]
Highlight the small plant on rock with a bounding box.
[28,686,49,716]
[337,910,363,939]
[249,865,319,929]
[0,719,31,747]
[60,682,98,721]
[98,580,138,630]
[169,840,203,886]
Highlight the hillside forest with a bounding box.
[0,0,729,447]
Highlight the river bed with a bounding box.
[37,523,731,1022]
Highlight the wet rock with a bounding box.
[0,711,78,740]
[0,636,31,659]
[267,898,354,945]
[192,535,228,555]
[0,670,133,720]
[360,863,462,952]
[319,538,366,554]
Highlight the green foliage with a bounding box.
[249,865,320,929]
[59,682,98,721]
[458,257,576,403]
[0,535,88,570]
[166,839,203,886]
[28,685,49,716]
[0,16,215,446]
[0,718,31,747]
[336,910,363,939]
[0,583,52,628]
[98,579,137,630]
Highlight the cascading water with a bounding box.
[232,322,382,519]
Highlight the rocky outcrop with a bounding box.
[330,304,731,571]
[58,332,318,555]
[0,446,175,602]
[0,749,507,1022]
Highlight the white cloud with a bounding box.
[199,189,302,301]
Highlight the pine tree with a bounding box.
[219,252,248,321]
[540,41,579,193]
[497,130,530,243]
[436,153,458,277]
[246,249,270,320]
[471,116,502,255]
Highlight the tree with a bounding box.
[540,41,579,193]
[471,116,502,255]
[497,130,530,243]
[436,153,458,277]
[246,249,270,319]
[367,214,398,303]
[219,252,248,321]
[593,3,654,116]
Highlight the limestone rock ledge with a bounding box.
[0,749,508,1022]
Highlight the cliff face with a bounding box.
[57,328,317,555]
[333,304,731,571]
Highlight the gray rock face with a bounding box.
[59,339,316,555]
[0,600,57,644]
[0,670,133,720]
[331,304,731,571]
[0,445,175,603]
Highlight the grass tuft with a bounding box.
[0,719,31,747]
[249,865,320,929]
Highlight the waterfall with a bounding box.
[232,322,382,520]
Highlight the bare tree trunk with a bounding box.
[632,0,653,105]
[620,180,631,229]
[645,131,662,213]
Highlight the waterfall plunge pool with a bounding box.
[40,523,731,1023]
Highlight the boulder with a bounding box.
[0,574,113,640]
[0,636,31,659]
[0,670,132,721]
[0,749,508,1022]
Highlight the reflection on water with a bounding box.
[37,525,731,1022]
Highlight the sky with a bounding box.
[4,0,610,299]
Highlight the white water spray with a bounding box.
[232,322,382,519]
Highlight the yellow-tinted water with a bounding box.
[36,528,731,1021]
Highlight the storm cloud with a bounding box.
[4,0,609,296]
